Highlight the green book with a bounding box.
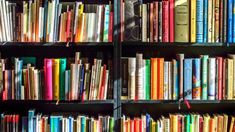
[145,59,151,100]
[59,58,67,100]
[190,115,194,132]
[185,115,190,132]
[109,117,114,132]
[201,55,209,100]
[81,116,86,132]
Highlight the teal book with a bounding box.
[201,55,209,100]
[81,116,86,132]
[59,58,67,100]
[145,59,151,100]
[50,116,55,132]
[28,110,35,132]
[196,0,204,42]
[20,57,36,66]
[184,59,192,100]
[65,70,70,100]
[103,5,110,42]
[185,114,190,132]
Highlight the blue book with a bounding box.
[192,59,201,100]
[69,117,73,132]
[103,5,110,42]
[196,0,204,42]
[43,0,48,41]
[233,0,235,42]
[33,117,37,132]
[79,65,85,99]
[28,110,35,132]
[146,114,150,132]
[52,116,62,132]
[65,70,70,100]
[184,59,192,100]
[50,116,54,132]
[22,116,28,132]
[81,116,86,132]
[228,0,233,43]
[18,60,23,99]
[173,60,179,100]
[203,0,208,42]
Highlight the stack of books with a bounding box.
[0,52,113,100]
[121,0,231,43]
[121,113,233,132]
[0,114,20,131]
[0,0,113,42]
[122,53,235,100]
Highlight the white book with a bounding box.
[136,53,144,100]
[34,69,39,100]
[95,5,103,42]
[142,59,146,99]
[168,62,172,100]
[39,7,44,40]
[142,4,147,42]
[49,0,56,42]
[4,0,10,41]
[128,58,136,100]
[73,2,81,35]
[164,62,169,100]
[103,70,109,100]
[0,0,7,41]
[164,118,170,132]
[208,58,216,100]
[87,13,96,42]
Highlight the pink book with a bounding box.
[169,0,174,42]
[162,0,169,42]
[108,12,113,42]
[44,59,53,100]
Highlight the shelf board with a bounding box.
[121,100,235,117]
[0,100,114,115]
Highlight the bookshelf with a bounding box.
[1,0,235,131]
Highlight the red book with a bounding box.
[44,59,53,100]
[199,116,204,132]
[169,0,174,42]
[162,0,169,42]
[150,3,154,42]
[130,120,134,132]
[217,57,223,100]
[66,11,72,42]
[154,2,159,42]
[25,69,29,100]
[139,119,142,132]
[134,119,138,132]
[2,71,6,100]
[108,12,113,42]
[178,116,182,132]
[99,65,106,100]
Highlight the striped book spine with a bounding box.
[203,0,208,42]
[184,59,192,100]
[192,58,201,100]
[208,58,216,100]
[201,55,208,100]
[196,0,204,42]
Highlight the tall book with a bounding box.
[192,58,201,100]
[208,0,213,42]
[128,58,136,100]
[142,4,147,42]
[145,59,150,100]
[162,1,169,42]
[169,0,174,42]
[184,59,192,100]
[177,54,184,99]
[196,0,203,42]
[151,58,158,100]
[52,59,60,100]
[223,0,227,42]
[172,59,179,100]
[201,55,208,100]
[191,0,196,42]
[208,58,216,100]
[59,58,66,100]
[44,59,52,100]
[214,0,220,42]
[164,62,169,100]
[157,58,164,100]
[227,0,233,43]
[203,0,208,42]
[227,59,234,100]
[136,53,144,100]
[216,57,223,100]
[174,0,189,42]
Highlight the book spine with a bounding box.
[227,59,233,99]
[196,0,204,42]
[191,0,196,42]
[121,59,128,100]
[164,62,169,100]
[227,0,233,43]
[142,4,147,42]
[157,58,164,100]
[211,0,215,42]
[103,5,110,42]
[151,58,158,100]
[65,70,70,100]
[153,2,159,42]
[108,11,113,42]
[162,1,169,42]
[233,0,235,42]
[44,59,52,100]
[219,0,223,42]
[59,59,66,100]
[184,59,192,100]
[158,2,162,42]
[208,58,216,100]
[128,58,136,100]
[192,58,201,100]
[136,53,144,100]
[147,3,150,42]
[169,0,174,42]
[208,0,213,42]
[168,62,172,100]
[223,0,227,42]
[150,3,154,42]
[145,59,150,100]
[214,0,220,42]
[203,0,208,42]
[52,59,60,100]
[177,54,184,99]
[172,59,179,100]
[217,57,223,100]
[201,55,208,100]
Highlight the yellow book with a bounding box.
[121,116,125,132]
[203,115,210,132]
[223,114,228,132]
[94,120,97,132]
[190,0,196,42]
[151,120,156,132]
[77,4,84,42]
[228,54,235,99]
[208,0,213,42]
[227,59,234,100]
[229,117,235,132]
[53,59,60,100]
[23,1,28,42]
[211,0,215,42]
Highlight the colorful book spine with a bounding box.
[227,0,233,43]
[163,62,169,100]
[233,0,235,42]
[208,0,213,42]
[169,0,174,42]
[44,59,53,100]
[145,59,150,100]
[59,59,66,100]
[208,58,216,100]
[172,59,179,100]
[103,5,110,42]
[192,58,201,100]
[191,0,196,42]
[196,0,204,42]
[203,0,208,42]
[52,59,60,100]
[184,59,192,100]
[162,0,169,42]
[201,55,208,100]
[151,58,158,100]
[217,57,223,100]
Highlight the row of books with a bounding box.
[0,52,113,100]
[121,53,235,100]
[0,110,114,132]
[0,0,113,42]
[121,0,230,43]
[121,113,233,132]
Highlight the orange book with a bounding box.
[209,118,214,132]
[151,58,158,100]
[157,58,164,100]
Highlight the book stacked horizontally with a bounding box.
[0,0,113,42]
[121,113,233,132]
[0,52,113,101]
[121,0,231,43]
[122,53,235,100]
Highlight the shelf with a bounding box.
[8,0,112,4]
[121,100,235,117]
[0,100,114,116]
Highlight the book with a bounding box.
[196,0,203,42]
[169,0,174,42]
[201,55,209,100]
[192,58,201,100]
[191,0,196,42]
[203,0,208,42]
[128,58,136,100]
[227,0,233,43]
[208,58,216,100]
[162,0,169,42]
[151,58,158,100]
[184,58,192,100]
